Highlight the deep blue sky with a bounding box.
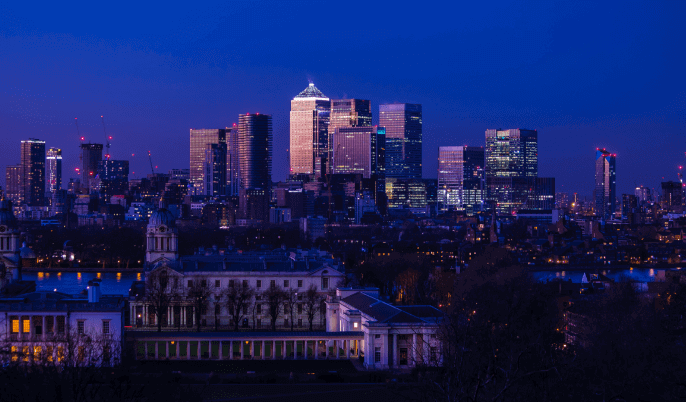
[1,0,684,198]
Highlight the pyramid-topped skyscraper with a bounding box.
[290,83,330,178]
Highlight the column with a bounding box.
[346,340,351,359]
[422,333,429,365]
[181,307,185,327]
[251,341,255,359]
[392,334,397,368]
[240,341,244,359]
[262,341,265,360]
[144,342,148,359]
[131,306,135,326]
[41,316,46,340]
[219,341,222,359]
[314,341,319,360]
[187,342,191,360]
[303,340,307,359]
[155,342,159,359]
[382,335,388,367]
[229,341,233,360]
[166,342,170,359]
[272,341,276,360]
[412,333,417,366]
[282,341,286,359]
[325,340,329,359]
[192,308,196,328]
[197,341,201,360]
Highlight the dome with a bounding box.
[149,208,176,227]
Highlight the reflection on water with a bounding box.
[24,271,141,296]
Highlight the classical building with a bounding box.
[0,281,125,366]
[0,200,21,272]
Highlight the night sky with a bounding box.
[1,1,684,198]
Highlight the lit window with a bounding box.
[23,319,30,333]
[11,319,19,333]
[353,322,358,328]
[102,321,110,334]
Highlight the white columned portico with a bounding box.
[392,334,397,368]
[412,333,417,366]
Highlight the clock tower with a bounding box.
[145,208,179,267]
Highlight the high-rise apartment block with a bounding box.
[594,148,616,219]
[290,83,330,178]
[331,126,385,179]
[21,139,46,206]
[634,186,651,204]
[661,181,683,211]
[380,103,422,180]
[189,129,226,196]
[438,146,484,214]
[97,160,129,202]
[46,147,62,194]
[80,143,103,194]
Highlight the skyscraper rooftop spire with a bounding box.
[294,82,328,100]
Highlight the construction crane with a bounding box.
[147,151,155,175]
[101,116,112,160]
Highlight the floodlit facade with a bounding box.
[438,146,484,213]
[328,99,372,174]
[5,165,22,206]
[227,125,240,196]
[594,149,616,219]
[190,129,227,196]
[380,103,422,180]
[289,83,330,178]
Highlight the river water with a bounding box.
[23,271,142,296]
[21,267,678,297]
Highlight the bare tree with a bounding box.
[263,284,286,331]
[145,268,181,332]
[187,276,212,332]
[283,288,298,331]
[303,284,325,331]
[223,282,255,331]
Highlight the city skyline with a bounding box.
[1,1,685,197]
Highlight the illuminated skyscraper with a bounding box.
[380,103,422,179]
[97,160,129,202]
[485,129,538,214]
[438,146,484,213]
[21,139,46,206]
[80,143,103,194]
[594,148,616,219]
[46,147,62,194]
[190,129,227,196]
[226,125,240,196]
[203,143,227,197]
[331,126,385,179]
[5,165,22,205]
[290,83,330,178]
[238,113,272,222]
[328,99,371,174]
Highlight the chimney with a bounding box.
[88,280,101,303]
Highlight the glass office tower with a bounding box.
[594,148,616,219]
[380,103,422,180]
[485,129,538,214]
[21,138,46,206]
[438,146,484,214]
[97,159,129,202]
[238,113,272,190]
[331,126,385,179]
[80,143,103,194]
[190,129,227,196]
[226,125,241,196]
[5,165,22,205]
[328,99,371,174]
[203,143,227,197]
[290,83,330,178]
[46,147,62,194]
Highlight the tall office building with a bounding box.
[290,83,330,178]
[80,143,103,194]
[331,126,385,179]
[203,143,227,197]
[485,129,538,214]
[190,129,227,196]
[46,147,62,194]
[21,139,46,206]
[380,103,422,179]
[226,125,240,196]
[97,160,129,202]
[594,148,616,219]
[5,165,22,205]
[238,113,272,222]
[661,181,683,211]
[634,185,651,204]
[438,146,484,214]
[328,99,372,174]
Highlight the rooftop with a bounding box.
[293,83,328,100]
